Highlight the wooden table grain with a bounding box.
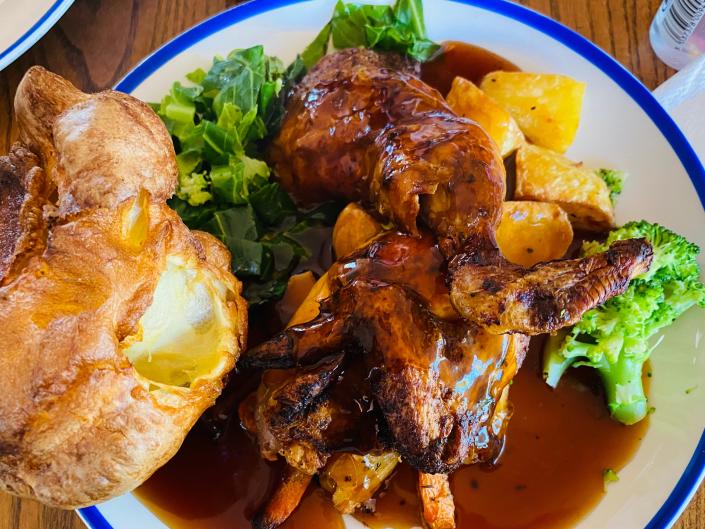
[0,0,702,528]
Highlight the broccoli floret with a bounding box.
[544,221,705,425]
[177,171,212,206]
[596,168,626,205]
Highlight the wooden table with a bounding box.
[0,0,702,528]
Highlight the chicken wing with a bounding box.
[243,230,528,474]
[246,279,526,474]
[450,237,653,334]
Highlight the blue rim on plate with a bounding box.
[0,0,75,71]
[77,0,705,528]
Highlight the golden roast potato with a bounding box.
[289,203,384,327]
[446,76,524,158]
[514,143,616,231]
[332,202,383,260]
[479,71,585,153]
[496,201,574,266]
[0,67,247,508]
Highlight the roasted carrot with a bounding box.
[253,465,312,529]
[418,472,456,529]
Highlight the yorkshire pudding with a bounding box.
[0,67,247,508]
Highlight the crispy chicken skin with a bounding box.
[450,237,653,334]
[253,354,348,472]
[243,352,381,476]
[243,232,528,475]
[270,48,505,256]
[0,67,246,508]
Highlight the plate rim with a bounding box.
[0,0,75,71]
[77,0,705,528]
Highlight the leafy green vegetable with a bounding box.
[156,0,437,304]
[169,197,218,228]
[156,45,286,208]
[169,190,340,305]
[543,221,705,425]
[155,45,340,305]
[260,57,307,133]
[597,168,626,205]
[307,0,439,65]
[302,23,333,68]
[249,183,298,225]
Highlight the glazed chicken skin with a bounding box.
[251,280,522,474]
[244,232,528,475]
[270,48,504,258]
[271,48,652,335]
[247,48,653,528]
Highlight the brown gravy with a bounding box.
[135,41,648,529]
[136,345,648,529]
[422,41,520,96]
[355,343,649,529]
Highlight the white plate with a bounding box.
[0,0,74,71]
[78,1,705,528]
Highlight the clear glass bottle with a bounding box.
[650,0,705,69]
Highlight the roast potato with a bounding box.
[0,67,247,508]
[515,143,615,231]
[320,451,399,514]
[288,271,332,327]
[496,201,574,266]
[332,202,383,259]
[290,203,384,326]
[446,76,524,158]
[278,271,317,324]
[480,71,585,153]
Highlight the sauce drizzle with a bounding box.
[422,41,520,96]
[136,41,648,529]
[136,344,648,529]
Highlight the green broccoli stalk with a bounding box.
[543,221,705,425]
[543,330,574,387]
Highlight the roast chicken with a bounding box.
[270,48,651,333]
[244,48,652,528]
[270,48,504,259]
[244,232,528,476]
